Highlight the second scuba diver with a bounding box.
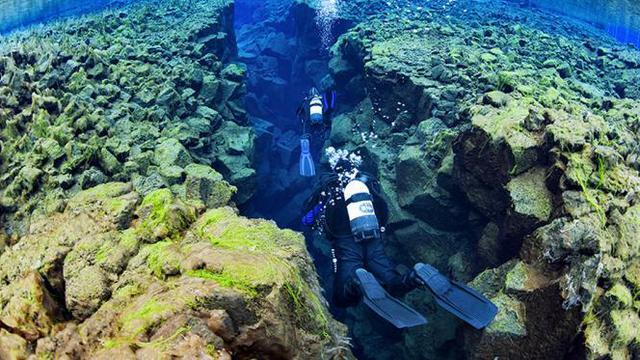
[297,87,336,177]
[302,158,498,329]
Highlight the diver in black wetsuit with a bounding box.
[303,161,417,307]
[303,160,419,307]
[302,160,499,329]
[297,87,336,177]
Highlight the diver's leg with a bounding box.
[365,236,417,297]
[332,236,365,307]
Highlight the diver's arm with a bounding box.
[302,203,323,227]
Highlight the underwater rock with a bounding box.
[0,0,259,234]
[154,138,193,170]
[213,121,257,204]
[324,1,640,357]
[0,272,63,341]
[183,164,236,209]
[0,181,348,358]
[0,329,27,360]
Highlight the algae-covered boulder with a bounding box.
[183,163,237,208]
[0,182,349,358]
[0,272,63,341]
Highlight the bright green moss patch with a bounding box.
[135,189,196,240]
[610,309,640,347]
[94,242,111,264]
[145,241,182,278]
[584,319,610,358]
[119,228,139,252]
[194,207,304,255]
[121,299,167,337]
[605,283,633,308]
[186,269,260,297]
[112,283,144,299]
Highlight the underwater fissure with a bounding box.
[0,0,640,358]
[233,1,640,359]
[233,1,495,358]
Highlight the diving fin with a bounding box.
[299,137,315,177]
[414,263,498,330]
[355,269,427,329]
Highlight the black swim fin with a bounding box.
[355,269,427,329]
[299,137,315,177]
[414,263,498,330]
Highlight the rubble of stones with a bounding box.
[0,0,255,241]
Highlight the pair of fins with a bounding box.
[300,137,315,177]
[355,263,498,330]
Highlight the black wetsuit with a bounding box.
[305,173,417,307]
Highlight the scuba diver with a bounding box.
[302,159,498,329]
[297,87,336,177]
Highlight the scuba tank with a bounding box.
[343,178,382,242]
[309,87,324,125]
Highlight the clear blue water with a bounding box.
[2,0,640,47]
[524,0,640,47]
[0,0,129,34]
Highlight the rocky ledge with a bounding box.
[0,0,351,359]
[0,180,348,359]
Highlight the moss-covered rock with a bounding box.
[485,293,527,337]
[0,272,63,341]
[507,168,553,222]
[0,180,348,358]
[134,189,197,242]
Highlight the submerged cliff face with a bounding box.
[0,0,351,359]
[325,0,640,358]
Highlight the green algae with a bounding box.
[144,241,182,279]
[117,297,180,341]
[185,269,260,297]
[506,168,553,222]
[486,293,527,337]
[504,261,529,292]
[135,189,196,241]
[605,283,633,308]
[194,207,304,254]
[610,309,640,347]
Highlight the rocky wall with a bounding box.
[0,0,255,241]
[325,0,640,358]
[0,180,350,359]
[0,0,354,358]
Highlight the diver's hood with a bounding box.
[309,87,320,97]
